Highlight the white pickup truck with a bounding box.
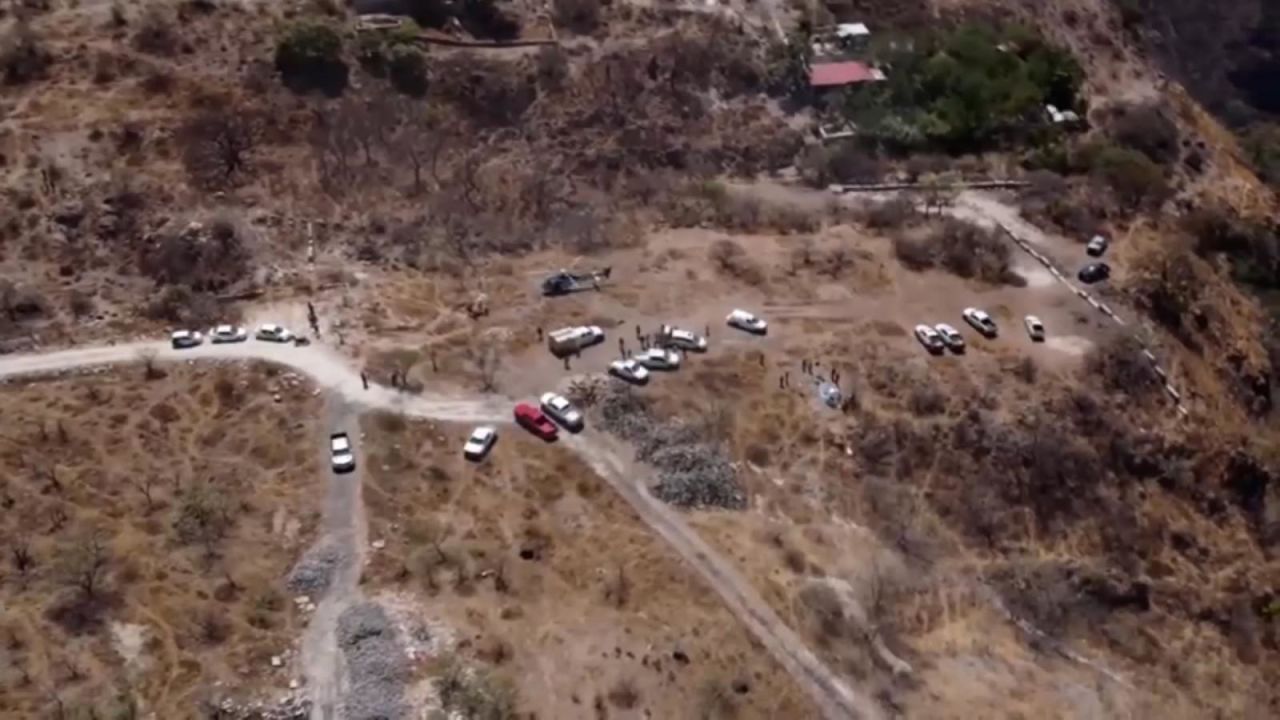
[547,325,605,356]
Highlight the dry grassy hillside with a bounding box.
[0,362,324,717]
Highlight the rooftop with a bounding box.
[809,61,884,88]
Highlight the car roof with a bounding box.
[172,329,190,336]
[936,323,957,331]
[470,426,494,438]
[1026,315,1043,323]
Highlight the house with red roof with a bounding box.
[808,61,886,89]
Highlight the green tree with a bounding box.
[275,21,347,93]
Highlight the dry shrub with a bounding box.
[1,21,50,85]
[892,234,933,270]
[866,196,916,229]
[1086,335,1162,398]
[139,218,251,292]
[708,238,765,285]
[553,0,602,34]
[933,219,1017,285]
[1106,102,1181,165]
[133,4,180,56]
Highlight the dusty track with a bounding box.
[0,340,874,720]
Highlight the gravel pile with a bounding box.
[337,603,410,720]
[286,543,343,596]
[598,387,746,510]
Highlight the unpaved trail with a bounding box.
[0,340,872,720]
[301,398,368,720]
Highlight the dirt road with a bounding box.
[300,398,368,720]
[0,340,873,720]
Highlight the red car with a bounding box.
[514,403,558,441]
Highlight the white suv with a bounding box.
[171,330,203,349]
[209,324,248,343]
[255,324,294,343]
[330,433,355,473]
[463,426,497,461]
[660,325,707,352]
[962,308,997,338]
[539,392,584,431]
[726,309,768,335]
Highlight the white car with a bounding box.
[171,329,203,349]
[660,325,707,352]
[1025,315,1046,342]
[609,359,650,384]
[726,309,768,335]
[1086,235,1109,257]
[209,324,248,344]
[962,307,997,337]
[914,324,945,353]
[463,426,497,461]
[330,433,355,473]
[255,323,294,343]
[934,323,965,352]
[539,392,584,431]
[637,347,681,370]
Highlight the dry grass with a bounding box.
[0,363,324,718]
[356,413,820,719]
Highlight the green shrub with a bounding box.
[388,44,428,96]
[1088,144,1170,209]
[275,21,347,92]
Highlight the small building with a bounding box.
[809,61,885,90]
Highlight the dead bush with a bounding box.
[179,105,263,189]
[908,385,947,416]
[553,0,601,34]
[866,196,916,229]
[1107,102,1181,165]
[1,21,50,85]
[432,56,536,127]
[892,234,934,270]
[139,219,250,292]
[933,219,1016,285]
[1086,335,1162,398]
[708,238,765,285]
[144,286,222,326]
[133,4,180,56]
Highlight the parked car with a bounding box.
[539,392,584,431]
[726,309,768,335]
[609,359,650,385]
[1078,263,1111,284]
[1086,235,1109,257]
[209,324,248,344]
[962,307,998,337]
[637,347,681,370]
[546,325,605,356]
[171,329,203,349]
[660,325,707,352]
[463,426,497,461]
[330,433,355,473]
[934,323,966,353]
[1024,315,1046,341]
[914,324,945,354]
[514,403,558,441]
[255,323,294,343]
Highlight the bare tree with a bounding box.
[11,535,35,585]
[129,475,159,513]
[60,529,111,600]
[180,105,262,188]
[467,341,502,392]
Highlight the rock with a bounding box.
[371,539,386,550]
[271,655,283,668]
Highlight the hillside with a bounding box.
[0,0,1276,718]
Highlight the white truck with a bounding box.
[547,325,605,356]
